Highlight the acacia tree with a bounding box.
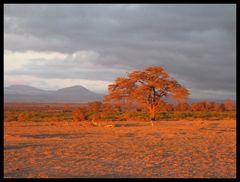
[104,66,189,121]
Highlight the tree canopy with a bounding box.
[104,66,190,121]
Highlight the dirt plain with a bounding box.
[4,119,236,178]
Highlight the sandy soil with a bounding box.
[4,119,236,178]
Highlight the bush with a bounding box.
[91,112,101,121]
[73,108,86,121]
[18,113,28,122]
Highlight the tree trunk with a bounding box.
[149,105,156,121]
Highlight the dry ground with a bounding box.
[4,119,236,178]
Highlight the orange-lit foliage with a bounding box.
[63,104,70,112]
[102,103,114,112]
[105,66,189,121]
[92,112,101,122]
[4,102,236,123]
[18,113,27,122]
[191,101,209,112]
[224,98,236,111]
[165,103,174,111]
[88,101,103,122]
[88,101,103,112]
[73,108,86,121]
[174,103,191,111]
[191,101,225,112]
[114,99,142,112]
[209,102,225,112]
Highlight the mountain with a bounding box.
[54,85,102,102]
[4,85,104,103]
[56,85,98,96]
[4,85,47,95]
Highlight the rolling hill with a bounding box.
[4,85,104,103]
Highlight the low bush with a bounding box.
[18,113,28,122]
[73,108,86,121]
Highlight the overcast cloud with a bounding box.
[4,4,236,100]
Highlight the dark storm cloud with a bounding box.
[4,4,236,100]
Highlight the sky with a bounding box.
[4,4,236,100]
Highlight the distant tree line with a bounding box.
[4,98,236,123]
[72,98,235,122]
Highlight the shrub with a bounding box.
[73,108,86,121]
[91,112,101,121]
[123,112,130,120]
[18,113,28,122]
[224,98,236,111]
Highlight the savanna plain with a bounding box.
[4,103,236,178]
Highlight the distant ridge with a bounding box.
[4,85,105,103]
